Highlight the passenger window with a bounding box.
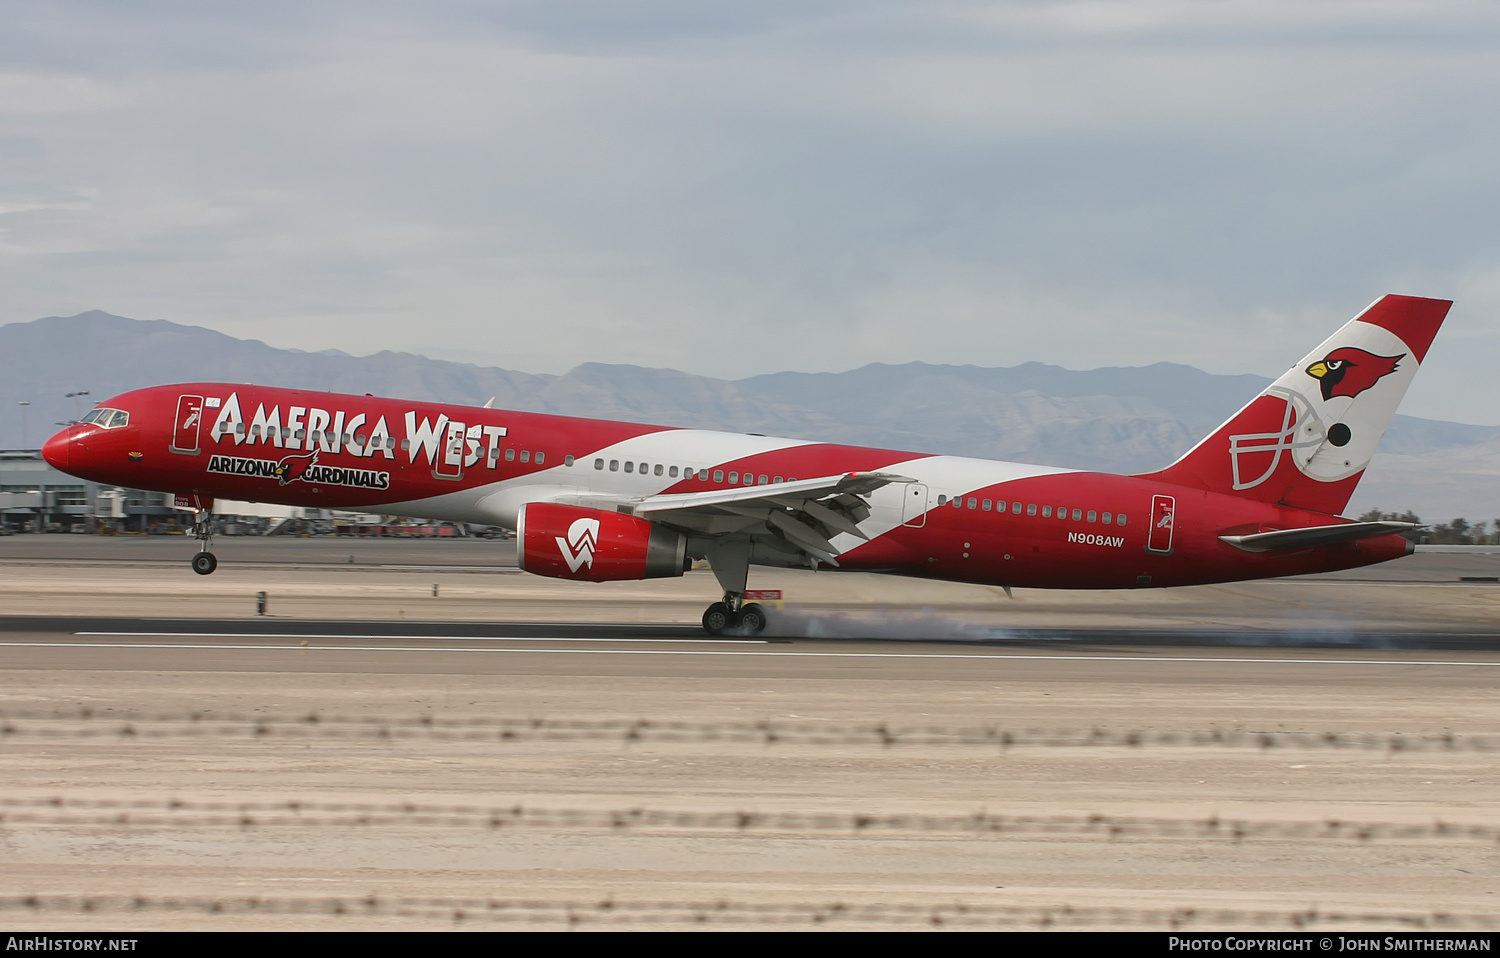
[1041,506,1051,517]
[1027,504,1037,516]
[1102,512,1111,524]
[982,499,992,511]
[506,449,516,462]
[1012,502,1022,514]
[669,466,678,478]
[952,497,962,508]
[698,469,709,480]
[400,439,410,450]
[758,475,768,485]
[1087,510,1097,523]
[713,470,724,482]
[774,476,783,484]
[1072,508,1082,521]
[566,455,575,467]
[654,464,664,476]
[967,497,977,509]
[594,458,604,470]
[728,472,738,483]
[520,451,530,463]
[535,452,545,464]
[609,460,619,471]
[250,425,262,438]
[624,461,634,473]
[1117,514,1127,526]
[938,495,947,506]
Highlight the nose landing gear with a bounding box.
[189,505,217,575]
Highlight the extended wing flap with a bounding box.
[633,471,913,516]
[631,471,913,565]
[1219,520,1418,553]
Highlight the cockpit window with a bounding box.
[81,408,129,428]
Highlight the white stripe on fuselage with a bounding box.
[375,430,813,526]
[371,428,1077,546]
[830,455,1076,552]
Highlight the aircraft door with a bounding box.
[171,395,205,454]
[1146,494,1176,554]
[434,420,466,480]
[900,483,929,528]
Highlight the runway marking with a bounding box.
[74,631,764,645]
[0,640,1495,666]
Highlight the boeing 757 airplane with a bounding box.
[42,295,1449,635]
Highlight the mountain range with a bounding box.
[2,311,1494,521]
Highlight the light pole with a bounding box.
[65,390,90,424]
[18,401,29,449]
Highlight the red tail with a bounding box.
[1138,295,1451,516]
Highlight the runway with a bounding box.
[7,616,1500,682]
[1,540,1499,930]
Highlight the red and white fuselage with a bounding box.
[41,295,1452,606]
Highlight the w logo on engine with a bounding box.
[555,517,601,572]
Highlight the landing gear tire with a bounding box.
[736,603,768,635]
[191,551,218,576]
[702,602,732,636]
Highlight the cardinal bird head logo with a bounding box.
[1305,347,1404,402]
[273,450,318,485]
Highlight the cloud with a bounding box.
[1,2,1498,422]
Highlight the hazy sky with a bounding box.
[3,1,1499,423]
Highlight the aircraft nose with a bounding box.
[41,428,71,470]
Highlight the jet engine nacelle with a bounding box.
[516,502,688,582]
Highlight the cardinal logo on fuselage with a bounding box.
[206,449,391,490]
[273,451,318,485]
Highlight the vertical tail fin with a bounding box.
[1138,295,1451,515]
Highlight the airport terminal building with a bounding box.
[0,448,300,534]
[0,449,472,537]
[0,448,193,533]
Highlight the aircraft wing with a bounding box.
[1218,520,1418,553]
[629,471,916,566]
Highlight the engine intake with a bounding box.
[517,502,687,582]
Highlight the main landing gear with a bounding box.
[699,540,769,636]
[702,594,768,636]
[190,506,217,575]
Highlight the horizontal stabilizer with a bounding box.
[1219,520,1418,553]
